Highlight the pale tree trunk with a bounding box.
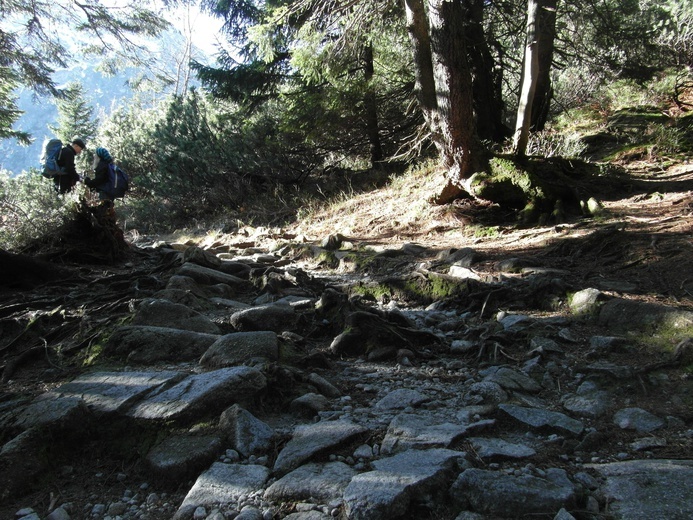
[531,0,558,131]
[174,5,195,96]
[513,0,541,157]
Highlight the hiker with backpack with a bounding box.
[82,146,129,254]
[84,146,129,202]
[85,147,115,202]
[53,138,86,194]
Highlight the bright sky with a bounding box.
[167,3,226,57]
[101,1,226,58]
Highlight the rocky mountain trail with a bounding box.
[1,160,693,520]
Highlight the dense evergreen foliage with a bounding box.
[0,69,30,144]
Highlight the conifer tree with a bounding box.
[50,83,98,144]
[0,68,30,144]
[50,83,98,170]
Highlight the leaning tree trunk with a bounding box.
[427,0,486,203]
[513,0,541,156]
[530,0,558,132]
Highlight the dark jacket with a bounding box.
[55,145,80,194]
[85,158,113,200]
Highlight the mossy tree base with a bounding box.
[440,155,622,224]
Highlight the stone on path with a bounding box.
[613,407,665,433]
[467,437,537,461]
[305,372,342,398]
[561,381,612,418]
[176,463,270,515]
[343,448,467,520]
[200,331,279,368]
[283,512,331,520]
[132,298,221,334]
[587,459,693,520]
[127,367,267,423]
[598,298,693,333]
[499,404,584,436]
[49,371,185,415]
[230,304,298,333]
[568,288,605,315]
[219,404,275,457]
[145,434,224,481]
[105,326,219,364]
[374,388,429,410]
[290,393,330,417]
[273,420,368,476]
[13,396,91,430]
[381,412,494,455]
[482,366,542,393]
[263,461,357,503]
[450,467,576,517]
[0,428,54,500]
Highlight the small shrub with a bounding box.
[551,67,604,113]
[595,79,654,112]
[526,130,587,158]
[649,69,680,102]
[473,225,500,239]
[551,106,605,134]
[0,170,78,251]
[647,122,684,156]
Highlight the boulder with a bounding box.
[230,304,298,333]
[131,298,221,334]
[145,433,224,481]
[200,331,279,368]
[450,468,576,516]
[219,404,275,457]
[127,367,267,423]
[104,326,219,364]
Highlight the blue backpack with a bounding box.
[102,163,130,199]
[40,138,65,178]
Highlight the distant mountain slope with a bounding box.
[0,24,213,176]
[0,66,138,175]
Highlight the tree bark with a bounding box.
[467,0,511,142]
[512,0,541,157]
[404,0,441,146]
[428,0,485,202]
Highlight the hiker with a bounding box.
[84,147,115,203]
[54,138,86,194]
[84,147,123,248]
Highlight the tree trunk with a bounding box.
[530,0,558,131]
[404,0,441,146]
[512,0,541,157]
[467,0,511,142]
[428,0,486,202]
[362,43,383,164]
